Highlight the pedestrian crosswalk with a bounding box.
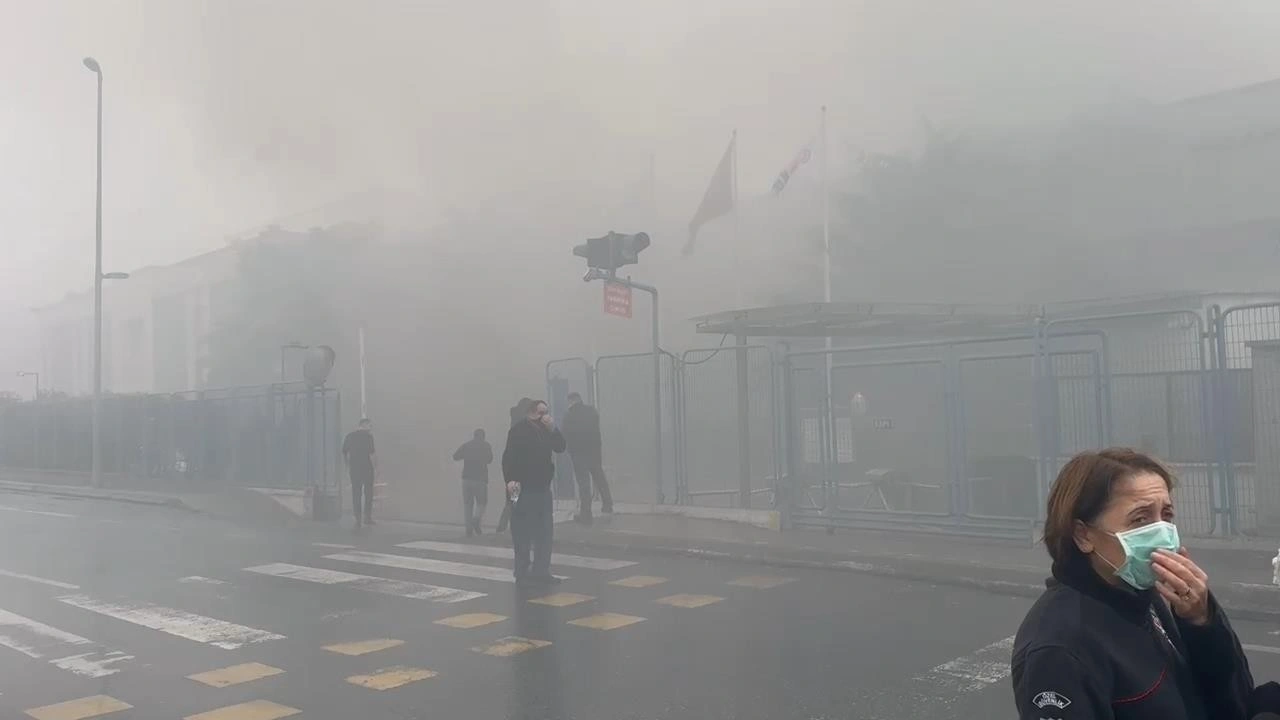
[0,536,800,719]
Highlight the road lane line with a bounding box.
[528,592,594,607]
[472,636,551,656]
[1244,643,1280,655]
[0,505,76,519]
[346,666,438,690]
[610,575,668,588]
[397,540,637,570]
[0,607,133,678]
[184,700,300,720]
[312,542,356,549]
[0,568,80,589]
[325,550,568,583]
[727,575,795,589]
[178,576,227,586]
[567,612,646,630]
[25,694,132,720]
[187,661,284,688]
[435,612,507,629]
[244,562,485,603]
[656,594,725,608]
[916,635,1015,693]
[57,595,284,650]
[324,638,404,656]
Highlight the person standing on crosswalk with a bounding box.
[496,398,535,534]
[502,399,566,584]
[453,428,494,536]
[342,418,378,529]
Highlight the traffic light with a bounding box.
[572,231,650,271]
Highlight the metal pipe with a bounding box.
[87,59,103,488]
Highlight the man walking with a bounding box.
[502,399,565,584]
[453,429,493,536]
[561,391,613,524]
[342,418,378,529]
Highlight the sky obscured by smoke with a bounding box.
[6,0,1280,394]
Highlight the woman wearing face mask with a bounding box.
[1011,448,1254,720]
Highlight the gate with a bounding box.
[678,345,779,508]
[594,352,678,505]
[546,357,595,499]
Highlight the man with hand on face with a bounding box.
[502,399,566,585]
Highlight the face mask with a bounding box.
[1097,520,1180,590]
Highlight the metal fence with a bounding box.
[0,383,342,495]
[547,300,1280,537]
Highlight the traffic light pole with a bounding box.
[595,271,663,504]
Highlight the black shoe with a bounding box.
[574,513,593,526]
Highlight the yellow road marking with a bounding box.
[568,612,646,630]
[346,666,438,690]
[656,593,725,608]
[26,696,132,720]
[435,612,507,629]
[183,700,301,720]
[528,592,594,607]
[728,575,795,589]
[187,662,284,688]
[472,636,553,656]
[323,638,404,656]
[609,575,669,588]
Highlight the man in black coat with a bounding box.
[453,429,493,536]
[561,392,613,524]
[502,399,566,584]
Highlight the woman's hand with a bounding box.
[1153,548,1211,625]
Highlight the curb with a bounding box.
[549,532,1280,622]
[0,481,198,512]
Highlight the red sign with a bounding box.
[603,282,632,318]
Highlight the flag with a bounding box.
[771,140,814,195]
[683,134,735,256]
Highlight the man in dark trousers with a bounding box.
[561,392,613,524]
[502,399,565,584]
[342,418,378,529]
[453,429,493,536]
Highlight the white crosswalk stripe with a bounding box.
[0,607,133,678]
[325,550,568,583]
[244,562,486,603]
[396,540,637,570]
[57,595,285,650]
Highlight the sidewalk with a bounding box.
[547,512,1280,620]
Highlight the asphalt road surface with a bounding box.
[1,492,1279,720]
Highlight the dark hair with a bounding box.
[567,392,582,402]
[1043,447,1175,567]
[474,428,485,439]
[358,418,371,426]
[528,399,547,413]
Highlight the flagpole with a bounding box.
[820,106,835,514]
[731,129,742,308]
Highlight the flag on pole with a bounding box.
[683,134,736,256]
[771,140,814,195]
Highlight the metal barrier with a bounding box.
[679,345,779,508]
[546,357,595,499]
[1214,302,1280,535]
[593,352,679,505]
[0,383,342,496]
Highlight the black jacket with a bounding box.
[561,403,603,457]
[452,438,493,482]
[1011,558,1253,720]
[501,420,566,492]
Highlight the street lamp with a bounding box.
[280,342,309,382]
[84,55,105,488]
[16,371,39,400]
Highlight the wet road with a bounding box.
[0,492,1278,720]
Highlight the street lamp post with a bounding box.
[280,342,309,382]
[84,56,104,488]
[16,371,39,400]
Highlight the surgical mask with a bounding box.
[1096,520,1180,590]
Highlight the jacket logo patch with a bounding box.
[1033,691,1071,709]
